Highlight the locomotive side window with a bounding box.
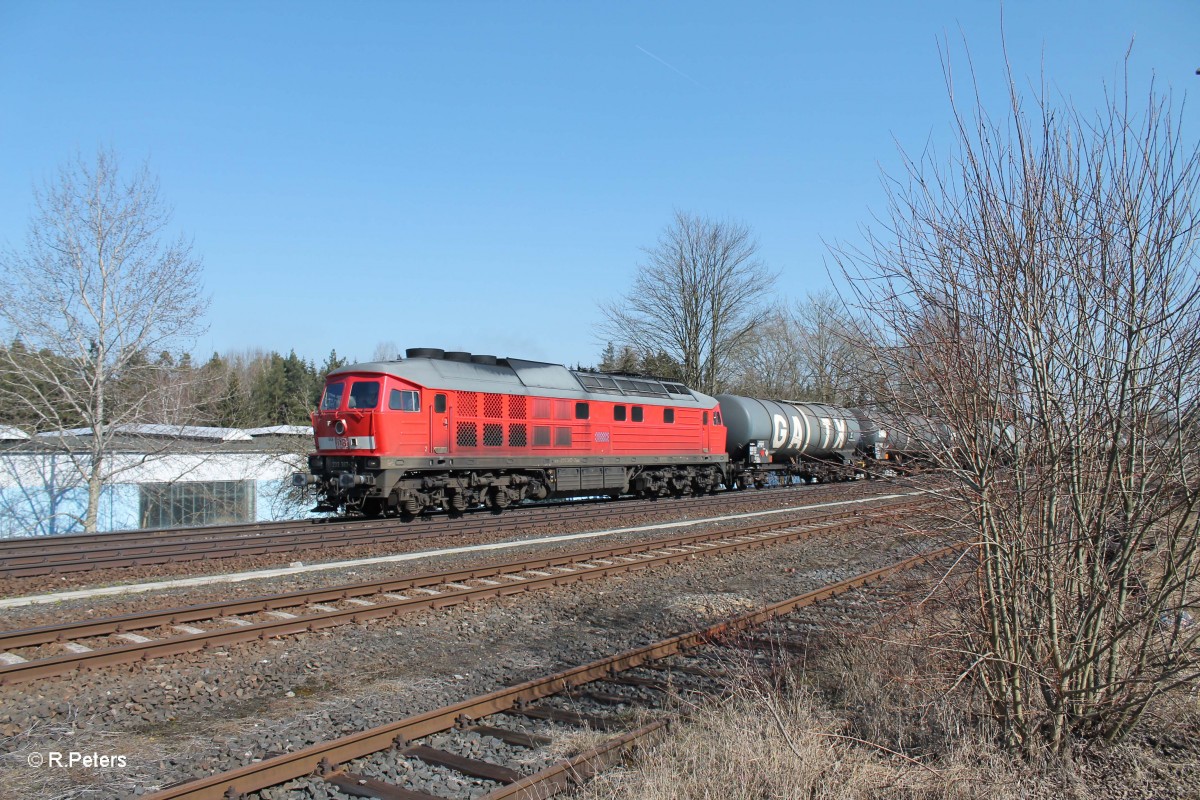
[575,402,589,420]
[664,408,675,423]
[713,411,722,425]
[347,381,380,409]
[320,382,345,411]
[703,411,709,425]
[614,405,626,421]
[632,406,643,422]
[434,394,447,413]
[389,389,420,412]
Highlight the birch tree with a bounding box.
[0,149,208,532]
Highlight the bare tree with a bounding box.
[599,211,776,394]
[0,150,208,532]
[835,54,1200,752]
[725,290,870,404]
[723,304,805,398]
[371,340,400,362]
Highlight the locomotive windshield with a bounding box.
[320,381,345,410]
[347,380,380,409]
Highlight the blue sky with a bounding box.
[1,1,1196,368]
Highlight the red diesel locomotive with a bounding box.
[296,348,729,516]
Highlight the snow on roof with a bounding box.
[34,424,253,442]
[243,425,314,437]
[0,426,30,441]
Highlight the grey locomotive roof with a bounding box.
[330,357,718,408]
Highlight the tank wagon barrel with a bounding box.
[715,394,884,486]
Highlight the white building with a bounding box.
[0,424,315,537]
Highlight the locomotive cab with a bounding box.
[300,370,431,514]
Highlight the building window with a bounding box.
[664,408,675,423]
[389,389,420,411]
[139,481,255,529]
[632,406,643,422]
[614,405,626,421]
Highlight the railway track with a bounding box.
[0,495,936,685]
[0,482,904,579]
[138,543,961,800]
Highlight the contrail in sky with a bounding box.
[635,45,706,89]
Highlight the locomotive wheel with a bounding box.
[488,488,511,511]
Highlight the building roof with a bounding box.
[243,425,315,437]
[34,424,256,442]
[0,426,30,441]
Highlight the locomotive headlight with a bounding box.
[334,419,347,435]
[879,429,888,439]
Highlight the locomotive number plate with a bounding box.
[336,437,350,449]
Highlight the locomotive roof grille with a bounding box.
[573,371,692,399]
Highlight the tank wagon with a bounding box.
[715,395,888,486]
[295,349,728,516]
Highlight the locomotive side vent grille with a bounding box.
[483,424,503,447]
[555,426,573,446]
[483,393,504,418]
[508,395,527,418]
[508,423,527,447]
[457,392,478,417]
[554,400,572,420]
[456,422,477,447]
[533,399,551,419]
[533,425,551,446]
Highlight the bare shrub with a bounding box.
[833,51,1200,751]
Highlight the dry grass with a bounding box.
[576,606,1200,800]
